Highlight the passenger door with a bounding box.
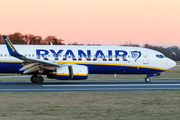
[143,52,149,64]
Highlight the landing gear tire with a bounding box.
[31,75,37,83]
[35,76,44,84]
[145,77,151,82]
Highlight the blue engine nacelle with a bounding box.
[56,65,88,80]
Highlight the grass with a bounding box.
[0,91,180,120]
[0,64,179,119]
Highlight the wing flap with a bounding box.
[23,65,40,74]
[20,63,39,71]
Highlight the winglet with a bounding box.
[3,35,20,57]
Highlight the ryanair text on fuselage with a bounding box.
[36,49,142,62]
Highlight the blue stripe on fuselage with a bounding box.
[0,62,22,73]
[0,61,164,74]
[78,64,164,74]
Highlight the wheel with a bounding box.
[145,77,151,82]
[35,76,44,84]
[31,75,37,83]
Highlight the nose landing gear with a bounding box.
[145,77,151,82]
[145,73,160,83]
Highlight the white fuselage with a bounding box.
[0,45,176,74]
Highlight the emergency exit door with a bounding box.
[143,52,149,64]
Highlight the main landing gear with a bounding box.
[31,75,44,84]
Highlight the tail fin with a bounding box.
[3,35,21,57]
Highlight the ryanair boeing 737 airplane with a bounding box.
[0,35,176,84]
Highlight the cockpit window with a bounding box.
[156,54,165,58]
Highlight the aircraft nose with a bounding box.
[167,59,176,69]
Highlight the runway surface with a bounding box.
[0,80,180,92]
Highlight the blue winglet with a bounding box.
[3,35,20,57]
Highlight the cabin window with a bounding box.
[156,54,165,58]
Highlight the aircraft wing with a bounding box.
[24,57,61,67]
[3,35,61,69]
